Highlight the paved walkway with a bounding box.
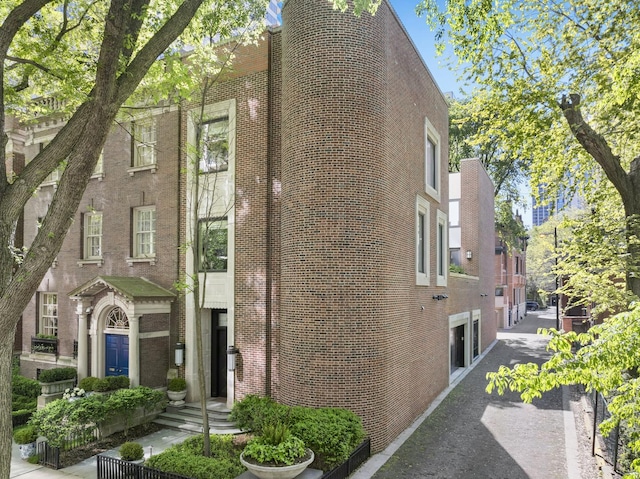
[353,311,604,479]
[11,428,195,478]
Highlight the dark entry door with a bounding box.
[211,310,228,397]
[450,325,465,371]
[105,334,129,376]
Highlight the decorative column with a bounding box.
[129,315,140,387]
[73,298,92,380]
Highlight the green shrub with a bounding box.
[13,425,38,444]
[111,375,130,390]
[12,375,41,399]
[29,395,107,448]
[27,454,40,464]
[147,449,243,479]
[38,367,76,383]
[12,395,37,412]
[29,386,164,447]
[92,378,111,392]
[167,377,186,391]
[78,376,98,392]
[229,395,290,434]
[289,407,365,469]
[92,375,130,392]
[242,425,306,466]
[120,441,144,461]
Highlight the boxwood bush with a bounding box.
[78,376,99,392]
[38,367,76,383]
[228,395,289,434]
[12,373,40,426]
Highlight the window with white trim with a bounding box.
[424,118,441,202]
[199,218,228,272]
[436,209,448,286]
[133,119,156,167]
[416,196,430,286]
[199,116,229,173]
[39,292,58,337]
[84,212,103,260]
[133,206,156,258]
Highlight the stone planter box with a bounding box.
[99,406,163,438]
[37,379,76,409]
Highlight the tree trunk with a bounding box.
[560,94,640,299]
[0,329,15,478]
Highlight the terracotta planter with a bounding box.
[240,449,314,479]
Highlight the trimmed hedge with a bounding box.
[92,375,130,392]
[38,367,76,383]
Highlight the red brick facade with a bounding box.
[10,0,493,453]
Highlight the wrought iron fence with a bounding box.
[37,427,100,469]
[321,438,371,479]
[590,391,628,475]
[97,455,191,479]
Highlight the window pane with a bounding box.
[418,212,425,274]
[134,208,156,257]
[40,293,58,336]
[134,121,156,166]
[438,222,444,276]
[200,117,229,173]
[426,138,436,189]
[85,213,102,259]
[199,219,228,271]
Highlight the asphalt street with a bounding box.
[356,311,603,479]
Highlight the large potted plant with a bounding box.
[166,377,187,405]
[120,441,145,464]
[240,423,314,479]
[13,425,38,460]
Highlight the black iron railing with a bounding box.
[31,336,58,355]
[97,455,191,479]
[321,438,371,479]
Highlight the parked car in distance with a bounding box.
[526,301,539,311]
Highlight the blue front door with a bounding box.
[105,334,129,377]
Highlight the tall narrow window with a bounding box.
[436,210,448,286]
[133,206,156,258]
[424,118,441,202]
[84,212,103,260]
[199,218,228,272]
[416,196,430,285]
[426,137,436,189]
[133,119,156,167]
[39,293,58,336]
[199,117,229,173]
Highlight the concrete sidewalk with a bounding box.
[11,428,195,478]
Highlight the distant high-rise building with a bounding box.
[531,184,584,226]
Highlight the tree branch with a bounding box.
[559,94,633,208]
[0,0,57,197]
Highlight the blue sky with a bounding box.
[387,1,462,96]
[387,2,534,226]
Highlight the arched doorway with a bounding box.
[104,307,129,377]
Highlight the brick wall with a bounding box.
[20,108,181,380]
[278,0,449,451]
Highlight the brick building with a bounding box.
[448,158,497,376]
[9,0,495,452]
[495,214,528,329]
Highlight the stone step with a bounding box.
[153,417,244,435]
[154,400,243,435]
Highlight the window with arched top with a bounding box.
[106,307,129,330]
